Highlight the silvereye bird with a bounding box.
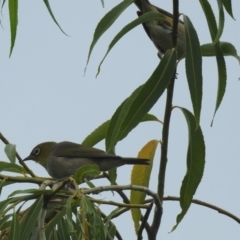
[134,0,185,59]
[24,141,150,179]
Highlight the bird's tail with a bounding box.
[123,158,150,165]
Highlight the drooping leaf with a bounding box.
[213,0,225,44]
[106,50,176,152]
[96,11,167,76]
[8,211,20,240]
[172,108,205,231]
[0,161,27,174]
[200,0,227,125]
[82,113,161,147]
[19,196,43,240]
[74,164,100,184]
[222,0,234,18]
[42,0,67,35]
[130,140,159,232]
[85,0,134,73]
[4,144,16,164]
[184,15,202,128]
[201,42,240,63]
[8,0,18,56]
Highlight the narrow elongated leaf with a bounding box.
[45,207,66,237]
[104,209,118,238]
[222,0,234,18]
[8,211,20,240]
[43,0,67,35]
[85,0,134,73]
[130,140,159,232]
[97,11,167,75]
[8,0,18,56]
[4,144,16,164]
[9,188,52,197]
[106,50,176,152]
[0,161,27,174]
[0,198,18,215]
[201,42,240,62]
[82,114,161,147]
[20,196,43,240]
[213,0,225,44]
[200,0,227,124]
[211,45,226,125]
[0,180,6,196]
[0,214,11,229]
[74,164,100,184]
[184,15,202,128]
[172,108,205,231]
[65,197,74,233]
[57,217,71,240]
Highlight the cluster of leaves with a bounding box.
[0,142,160,239]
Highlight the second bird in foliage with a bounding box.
[134,0,185,59]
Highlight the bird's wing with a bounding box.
[52,141,120,159]
[137,11,152,40]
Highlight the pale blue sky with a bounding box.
[1,0,240,239]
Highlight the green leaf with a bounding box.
[42,0,67,35]
[82,121,110,147]
[172,108,205,231]
[200,0,227,125]
[4,144,16,164]
[85,0,134,73]
[82,114,161,148]
[8,0,18,56]
[184,15,202,128]
[96,11,167,76]
[0,198,18,215]
[20,196,43,240]
[0,179,6,195]
[65,197,74,233]
[8,211,20,240]
[9,188,52,197]
[103,208,118,238]
[213,0,225,44]
[57,217,71,240]
[106,49,176,152]
[222,0,234,18]
[201,42,240,63]
[0,161,27,174]
[211,45,226,126]
[0,214,11,230]
[130,140,158,232]
[45,207,66,237]
[74,164,100,184]
[200,0,218,39]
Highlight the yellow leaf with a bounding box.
[130,140,159,232]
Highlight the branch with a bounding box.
[157,0,179,202]
[164,196,240,224]
[90,198,150,209]
[0,173,50,184]
[0,132,36,177]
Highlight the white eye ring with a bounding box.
[33,148,40,156]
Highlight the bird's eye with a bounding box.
[33,148,40,156]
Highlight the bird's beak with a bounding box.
[23,156,32,161]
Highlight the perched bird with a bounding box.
[134,0,185,59]
[24,141,150,179]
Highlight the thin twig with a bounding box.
[164,196,240,224]
[0,132,36,177]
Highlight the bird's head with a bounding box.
[24,142,57,167]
